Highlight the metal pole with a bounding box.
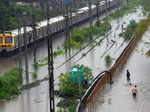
[23,13,29,84]
[0,8,4,32]
[105,0,108,17]
[78,67,81,102]
[96,2,100,27]
[17,11,23,85]
[32,0,37,65]
[46,0,55,112]
[127,0,128,6]
[88,0,92,27]
[64,3,71,57]
[120,0,123,8]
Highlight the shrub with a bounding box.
[53,49,64,58]
[119,23,137,41]
[59,65,93,97]
[32,72,37,79]
[32,62,39,70]
[59,73,79,97]
[64,20,110,50]
[68,104,77,112]
[0,67,21,99]
[105,55,112,67]
[135,16,150,39]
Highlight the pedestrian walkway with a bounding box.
[95,29,150,112]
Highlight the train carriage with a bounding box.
[0,0,119,53]
[0,32,14,48]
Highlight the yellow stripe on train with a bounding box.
[0,32,14,48]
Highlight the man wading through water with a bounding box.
[126,69,131,81]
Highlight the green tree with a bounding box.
[59,65,93,97]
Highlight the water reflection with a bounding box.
[0,7,146,112]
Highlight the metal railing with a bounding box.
[76,36,137,112]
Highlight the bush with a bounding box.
[59,73,79,97]
[32,72,37,79]
[0,67,21,99]
[59,65,93,97]
[135,16,150,39]
[119,22,137,41]
[68,104,77,112]
[65,20,110,49]
[53,49,64,58]
[32,62,39,70]
[140,0,150,12]
[124,25,136,40]
[71,28,85,43]
[105,55,112,67]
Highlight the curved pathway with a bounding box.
[95,27,150,112]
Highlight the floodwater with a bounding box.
[0,6,147,112]
[95,26,150,112]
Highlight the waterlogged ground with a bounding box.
[0,7,147,112]
[95,21,150,112]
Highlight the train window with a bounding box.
[0,37,2,43]
[5,37,12,43]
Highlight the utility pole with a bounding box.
[105,0,108,17]
[78,67,81,102]
[46,0,55,112]
[0,8,4,32]
[64,1,71,57]
[31,0,37,74]
[16,9,23,85]
[23,12,29,84]
[120,0,123,8]
[108,0,111,11]
[88,0,92,27]
[96,1,100,27]
[127,0,128,6]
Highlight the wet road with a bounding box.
[95,24,150,112]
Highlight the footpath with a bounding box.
[95,26,150,112]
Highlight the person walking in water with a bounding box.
[126,69,131,81]
[132,85,137,97]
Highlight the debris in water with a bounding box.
[99,98,105,104]
[145,49,150,57]
[108,98,112,104]
[34,98,43,103]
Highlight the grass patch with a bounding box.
[32,62,39,70]
[99,98,105,104]
[82,53,86,57]
[64,20,110,50]
[140,0,150,12]
[68,104,77,112]
[53,49,65,58]
[134,16,150,40]
[31,72,37,80]
[105,54,112,67]
[108,98,112,104]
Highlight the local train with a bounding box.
[0,32,14,48]
[0,0,119,52]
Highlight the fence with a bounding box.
[76,36,138,112]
